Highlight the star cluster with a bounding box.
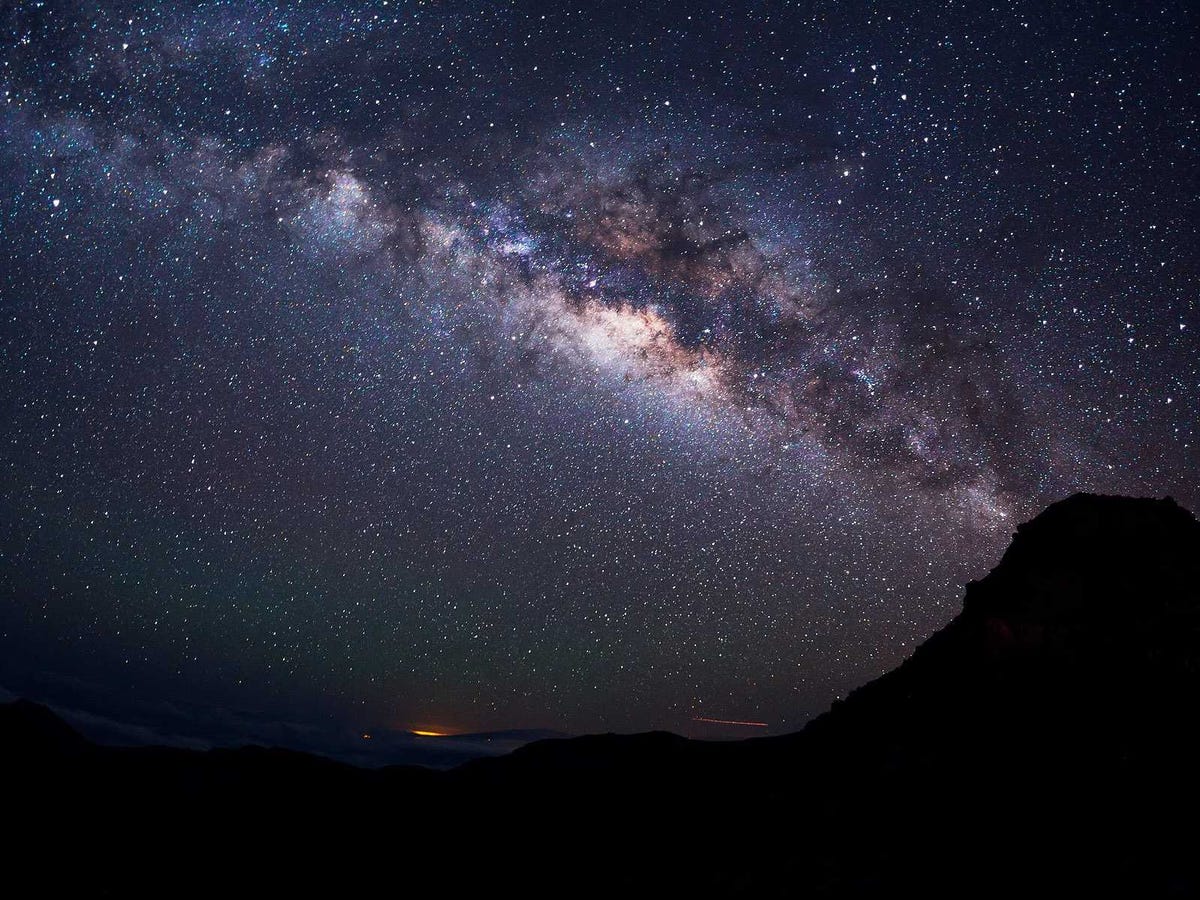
[0,1,1195,738]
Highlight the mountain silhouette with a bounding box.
[5,493,1199,897]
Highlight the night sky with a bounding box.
[1,1,1196,751]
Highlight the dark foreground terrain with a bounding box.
[6,493,1199,896]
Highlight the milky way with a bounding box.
[1,1,1195,742]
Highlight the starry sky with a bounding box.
[0,1,1196,748]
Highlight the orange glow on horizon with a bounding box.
[410,729,449,737]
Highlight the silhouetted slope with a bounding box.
[1,698,91,758]
[795,492,1200,758]
[5,493,1199,897]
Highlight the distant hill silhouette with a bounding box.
[5,493,1199,897]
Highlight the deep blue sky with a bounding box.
[1,0,1195,752]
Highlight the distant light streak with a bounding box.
[410,729,448,737]
[692,716,768,728]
